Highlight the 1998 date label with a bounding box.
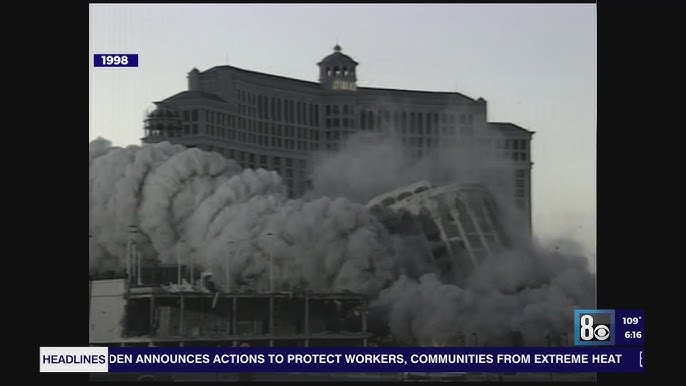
[93,54,138,67]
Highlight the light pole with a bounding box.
[264,232,274,347]
[472,332,478,347]
[177,240,184,286]
[128,225,138,286]
[265,232,273,293]
[226,241,235,293]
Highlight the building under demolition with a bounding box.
[89,181,512,348]
[367,181,509,285]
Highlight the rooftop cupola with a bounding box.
[317,44,358,91]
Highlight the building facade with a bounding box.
[142,45,533,233]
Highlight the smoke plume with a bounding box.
[89,134,595,346]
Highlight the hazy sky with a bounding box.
[89,4,596,267]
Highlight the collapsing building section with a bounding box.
[367,181,509,284]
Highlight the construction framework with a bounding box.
[89,279,370,348]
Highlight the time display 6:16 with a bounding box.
[624,331,642,339]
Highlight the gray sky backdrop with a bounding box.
[89,4,596,269]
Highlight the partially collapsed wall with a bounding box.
[367,181,509,284]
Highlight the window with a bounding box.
[417,113,423,134]
[382,197,396,207]
[520,140,527,150]
[397,192,413,201]
[192,110,198,121]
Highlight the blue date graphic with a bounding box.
[94,54,138,67]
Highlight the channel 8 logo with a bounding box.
[574,309,615,346]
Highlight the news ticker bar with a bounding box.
[40,347,645,373]
[574,309,644,346]
[93,54,138,67]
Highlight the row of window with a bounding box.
[207,146,309,181]
[177,107,503,144]
[515,172,527,203]
[206,123,321,141]
[147,125,529,160]
[325,104,353,115]
[324,66,354,77]
[237,89,320,127]
[234,88,484,133]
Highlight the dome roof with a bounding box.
[318,44,358,66]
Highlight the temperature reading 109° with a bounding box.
[623,317,641,325]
